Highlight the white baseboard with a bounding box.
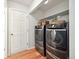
[27,46,35,50]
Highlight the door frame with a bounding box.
[7,8,29,56]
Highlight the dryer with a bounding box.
[35,25,46,56]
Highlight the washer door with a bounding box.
[50,29,67,51]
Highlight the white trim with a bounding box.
[8,8,29,15]
[27,47,35,50]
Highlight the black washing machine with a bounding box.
[46,23,69,59]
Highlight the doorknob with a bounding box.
[11,33,13,36]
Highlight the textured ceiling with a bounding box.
[38,0,67,12]
[8,0,33,7]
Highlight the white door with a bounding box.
[8,9,29,55]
